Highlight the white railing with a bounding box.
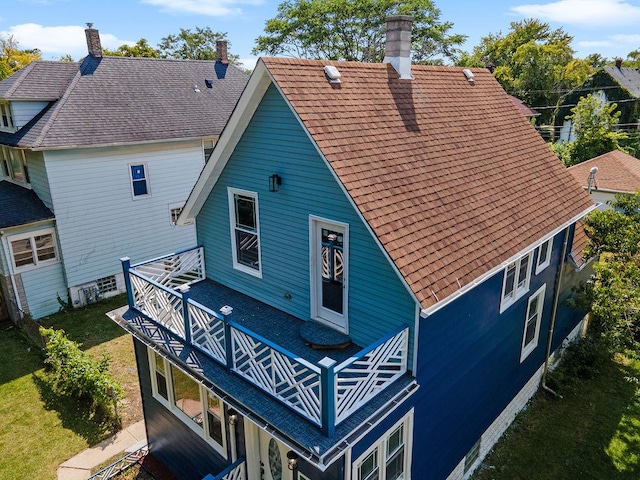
[133,247,205,290]
[189,301,227,364]
[334,327,409,424]
[129,271,185,338]
[231,325,322,425]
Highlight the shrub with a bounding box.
[40,327,123,421]
[546,334,609,392]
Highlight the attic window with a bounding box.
[0,102,14,131]
[324,65,342,83]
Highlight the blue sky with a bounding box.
[3,0,640,69]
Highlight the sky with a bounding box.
[2,0,640,70]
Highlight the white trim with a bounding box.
[129,162,150,199]
[309,215,349,334]
[352,409,414,480]
[421,205,598,318]
[7,227,60,273]
[499,251,533,313]
[147,347,228,458]
[228,187,263,278]
[535,238,553,274]
[520,284,546,362]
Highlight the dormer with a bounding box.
[0,101,16,133]
[0,145,29,185]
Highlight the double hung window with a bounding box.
[129,164,149,198]
[500,251,533,312]
[228,188,261,276]
[535,238,553,274]
[520,284,546,362]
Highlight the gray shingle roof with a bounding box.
[0,180,54,228]
[0,56,248,149]
[0,61,80,100]
[604,66,640,98]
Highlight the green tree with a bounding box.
[578,193,640,349]
[562,93,627,166]
[158,27,240,64]
[0,35,41,80]
[460,19,589,123]
[253,0,466,64]
[103,38,160,58]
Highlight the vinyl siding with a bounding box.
[20,260,67,318]
[196,84,416,357]
[44,142,201,288]
[25,150,52,210]
[11,101,49,129]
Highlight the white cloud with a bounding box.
[239,57,258,71]
[576,40,613,48]
[612,33,640,43]
[142,0,264,17]
[511,0,640,27]
[1,23,133,59]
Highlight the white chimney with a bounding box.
[383,15,413,80]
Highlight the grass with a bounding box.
[0,294,142,480]
[473,346,640,480]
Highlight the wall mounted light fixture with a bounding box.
[269,174,282,192]
[287,450,299,471]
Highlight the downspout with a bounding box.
[541,227,570,398]
[0,232,24,317]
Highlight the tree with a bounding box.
[253,0,466,64]
[0,35,41,80]
[158,27,240,64]
[460,19,589,123]
[103,38,160,58]
[577,193,640,349]
[560,93,627,166]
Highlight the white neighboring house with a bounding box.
[567,150,640,210]
[0,27,248,322]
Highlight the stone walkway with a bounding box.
[57,420,147,480]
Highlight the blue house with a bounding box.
[110,16,595,480]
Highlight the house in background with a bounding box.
[0,27,248,322]
[555,60,640,143]
[110,16,595,480]
[567,149,640,209]
[508,95,540,122]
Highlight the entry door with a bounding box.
[258,429,292,480]
[310,217,348,333]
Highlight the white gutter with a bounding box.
[420,204,599,318]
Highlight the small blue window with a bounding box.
[130,164,149,197]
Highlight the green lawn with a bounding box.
[474,350,640,480]
[0,295,142,480]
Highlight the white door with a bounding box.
[310,217,349,333]
[258,429,292,480]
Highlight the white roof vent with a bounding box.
[463,69,475,84]
[324,65,342,83]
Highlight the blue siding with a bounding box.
[196,84,416,355]
[20,261,67,318]
[410,229,586,480]
[24,150,52,211]
[133,339,239,480]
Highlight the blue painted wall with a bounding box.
[133,338,244,480]
[196,83,416,358]
[410,229,586,480]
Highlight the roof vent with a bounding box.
[193,84,200,93]
[463,69,475,84]
[324,65,342,83]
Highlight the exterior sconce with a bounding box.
[287,450,299,471]
[269,174,282,192]
[227,409,238,425]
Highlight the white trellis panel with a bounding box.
[231,328,322,425]
[189,301,227,364]
[334,328,408,424]
[130,273,185,339]
[221,460,246,480]
[133,247,205,290]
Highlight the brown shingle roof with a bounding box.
[567,149,640,193]
[262,58,594,309]
[568,220,590,270]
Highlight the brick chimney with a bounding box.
[383,15,413,80]
[216,40,228,65]
[84,23,103,58]
[615,57,622,69]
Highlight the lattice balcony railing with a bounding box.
[132,246,205,289]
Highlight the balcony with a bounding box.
[120,246,411,437]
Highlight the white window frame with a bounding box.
[0,102,15,131]
[228,187,262,278]
[129,163,150,199]
[8,228,59,272]
[535,238,553,274]
[500,251,533,313]
[203,138,216,163]
[1,146,28,185]
[353,409,413,480]
[148,349,228,457]
[520,284,546,362]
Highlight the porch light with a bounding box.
[286,450,299,471]
[227,409,238,425]
[269,174,282,192]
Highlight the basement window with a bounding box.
[96,275,118,294]
[464,438,481,473]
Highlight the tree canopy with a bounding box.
[0,35,41,81]
[157,27,240,64]
[253,0,466,64]
[578,193,640,350]
[103,38,160,58]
